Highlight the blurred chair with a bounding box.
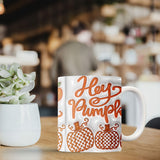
[145,117,160,129]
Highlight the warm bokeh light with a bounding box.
[101,5,116,17]
[0,3,5,15]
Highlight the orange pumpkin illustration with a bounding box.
[95,123,120,150]
[58,132,63,151]
[58,82,63,101]
[57,124,65,151]
[58,111,63,118]
[67,118,94,152]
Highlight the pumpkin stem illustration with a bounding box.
[58,124,66,132]
[68,125,74,131]
[80,118,89,128]
[74,122,80,131]
[99,124,104,130]
[111,123,119,131]
[104,124,110,132]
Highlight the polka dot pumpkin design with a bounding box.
[95,123,120,150]
[58,132,63,151]
[57,124,65,151]
[67,118,94,152]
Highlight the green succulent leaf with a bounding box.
[17,68,25,81]
[0,63,36,104]
[0,69,11,78]
[19,93,36,104]
[9,63,20,75]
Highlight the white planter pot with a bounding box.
[0,103,41,146]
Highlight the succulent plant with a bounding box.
[0,63,36,104]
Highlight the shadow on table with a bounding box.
[0,147,58,160]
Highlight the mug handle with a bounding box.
[122,86,145,141]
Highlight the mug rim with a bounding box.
[58,75,121,80]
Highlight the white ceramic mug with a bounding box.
[0,103,41,146]
[58,76,145,152]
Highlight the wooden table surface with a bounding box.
[0,117,160,160]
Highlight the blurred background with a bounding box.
[0,0,160,127]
